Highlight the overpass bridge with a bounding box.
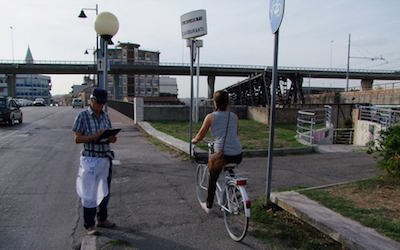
[1,59,399,103]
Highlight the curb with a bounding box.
[81,236,96,250]
[271,191,400,250]
[137,121,315,157]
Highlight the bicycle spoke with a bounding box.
[223,184,248,241]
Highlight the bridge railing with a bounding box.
[0,59,397,74]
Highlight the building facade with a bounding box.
[159,76,178,97]
[0,47,51,104]
[107,42,160,101]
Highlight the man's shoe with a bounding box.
[96,219,116,228]
[200,202,211,214]
[86,227,99,236]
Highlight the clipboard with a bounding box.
[96,128,121,143]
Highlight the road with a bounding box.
[0,106,83,249]
[0,106,379,249]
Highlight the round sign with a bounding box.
[269,0,285,34]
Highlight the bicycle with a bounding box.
[193,141,251,242]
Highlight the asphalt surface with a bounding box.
[94,108,380,249]
[0,106,83,249]
[0,106,380,249]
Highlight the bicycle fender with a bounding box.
[238,186,251,218]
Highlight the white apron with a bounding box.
[76,156,109,208]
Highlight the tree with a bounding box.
[371,125,400,178]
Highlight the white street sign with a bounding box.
[181,9,207,39]
[97,58,105,72]
[269,0,285,34]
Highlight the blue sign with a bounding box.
[269,0,285,34]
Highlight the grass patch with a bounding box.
[250,198,341,249]
[300,176,400,241]
[150,120,304,151]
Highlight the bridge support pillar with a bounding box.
[113,74,120,100]
[207,75,215,99]
[7,74,17,98]
[361,79,373,91]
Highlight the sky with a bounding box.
[0,0,399,97]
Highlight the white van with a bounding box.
[72,98,83,108]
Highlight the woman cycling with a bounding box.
[192,90,242,213]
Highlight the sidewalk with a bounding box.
[80,108,394,249]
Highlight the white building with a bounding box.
[159,76,178,97]
[0,47,52,103]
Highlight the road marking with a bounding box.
[112,160,121,165]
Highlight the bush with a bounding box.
[372,125,400,178]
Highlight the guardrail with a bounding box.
[359,105,400,129]
[349,81,400,91]
[333,128,354,144]
[297,105,332,145]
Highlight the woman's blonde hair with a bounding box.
[213,90,229,111]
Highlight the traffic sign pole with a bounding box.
[266,0,285,204]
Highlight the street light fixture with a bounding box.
[78,4,98,18]
[94,11,119,102]
[79,4,99,86]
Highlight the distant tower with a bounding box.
[25,45,34,64]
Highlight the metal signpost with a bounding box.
[181,9,207,157]
[266,0,285,204]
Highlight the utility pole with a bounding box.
[346,34,351,92]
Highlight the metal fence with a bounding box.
[333,128,354,144]
[297,105,332,145]
[359,105,400,129]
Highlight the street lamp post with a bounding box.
[79,4,99,86]
[10,26,14,61]
[330,40,334,68]
[94,11,119,111]
[84,47,96,87]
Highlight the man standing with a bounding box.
[72,88,117,235]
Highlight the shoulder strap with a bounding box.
[221,112,230,152]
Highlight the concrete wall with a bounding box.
[353,120,382,146]
[313,127,333,145]
[143,105,248,121]
[248,106,302,125]
[306,88,400,105]
[340,89,400,105]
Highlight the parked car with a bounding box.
[72,98,84,108]
[0,96,23,125]
[33,98,46,106]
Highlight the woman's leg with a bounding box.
[207,167,222,208]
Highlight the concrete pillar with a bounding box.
[134,97,144,124]
[361,79,373,91]
[207,75,215,99]
[7,74,16,98]
[113,74,120,100]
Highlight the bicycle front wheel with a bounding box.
[223,184,249,241]
[195,164,209,204]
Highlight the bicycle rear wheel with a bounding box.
[195,164,209,204]
[223,183,249,241]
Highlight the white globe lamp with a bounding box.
[94,12,119,44]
